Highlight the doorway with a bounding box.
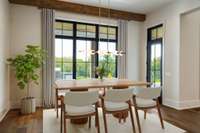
[147,24,163,101]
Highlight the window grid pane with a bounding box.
[63,23,73,36]
[150,26,163,40]
[77,24,86,37]
[55,22,73,36]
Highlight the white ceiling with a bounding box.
[61,0,176,14]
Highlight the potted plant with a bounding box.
[95,55,112,80]
[7,45,45,114]
[96,64,106,80]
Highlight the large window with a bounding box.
[55,20,118,80]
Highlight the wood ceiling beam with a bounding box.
[9,0,146,21]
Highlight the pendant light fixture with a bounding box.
[88,0,124,56]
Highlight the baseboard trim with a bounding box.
[178,100,200,110]
[10,98,42,109]
[0,104,10,122]
[164,99,200,110]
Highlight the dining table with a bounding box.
[54,78,151,124]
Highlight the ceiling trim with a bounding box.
[9,0,146,21]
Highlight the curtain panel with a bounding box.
[42,8,55,108]
[117,20,128,78]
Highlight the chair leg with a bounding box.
[64,118,67,133]
[102,110,108,133]
[88,116,91,128]
[156,103,164,129]
[61,107,63,133]
[56,105,59,118]
[95,109,100,133]
[129,105,136,133]
[56,89,59,118]
[134,107,141,133]
[144,110,147,119]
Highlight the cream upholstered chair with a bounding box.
[56,90,69,118]
[101,88,136,133]
[132,87,164,133]
[61,90,100,133]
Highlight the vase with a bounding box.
[21,97,36,114]
[99,75,103,80]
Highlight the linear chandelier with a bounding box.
[87,0,125,57]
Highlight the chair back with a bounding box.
[64,91,99,106]
[104,88,133,102]
[133,87,161,99]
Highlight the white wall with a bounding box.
[180,8,200,108]
[10,4,42,108]
[142,0,200,109]
[0,0,11,121]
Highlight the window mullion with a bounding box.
[73,23,77,79]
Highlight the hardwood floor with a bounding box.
[0,106,199,133]
[0,108,42,133]
[160,106,200,133]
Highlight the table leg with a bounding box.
[56,89,58,118]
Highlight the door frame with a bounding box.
[146,24,163,102]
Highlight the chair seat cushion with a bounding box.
[65,105,95,116]
[104,101,129,112]
[136,98,156,108]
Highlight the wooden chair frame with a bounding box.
[60,96,100,133]
[101,97,136,133]
[132,95,164,133]
[56,88,65,118]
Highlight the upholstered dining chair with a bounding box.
[101,88,136,133]
[61,90,100,133]
[132,87,164,133]
[56,90,68,118]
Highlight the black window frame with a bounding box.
[55,19,118,80]
[147,24,163,85]
[147,24,163,103]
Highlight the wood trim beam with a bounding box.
[9,0,146,21]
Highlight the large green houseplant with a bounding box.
[7,45,45,114]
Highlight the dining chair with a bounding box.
[132,87,164,133]
[56,90,69,118]
[61,90,100,133]
[101,88,136,133]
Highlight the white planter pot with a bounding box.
[21,97,36,114]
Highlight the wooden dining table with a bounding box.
[54,78,150,124]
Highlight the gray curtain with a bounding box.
[42,8,55,108]
[117,20,128,79]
